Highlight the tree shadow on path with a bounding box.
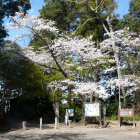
[0,132,85,140]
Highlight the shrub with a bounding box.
[74,107,82,122]
[106,103,118,116]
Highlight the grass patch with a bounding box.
[106,115,140,121]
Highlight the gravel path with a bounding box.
[0,122,140,140]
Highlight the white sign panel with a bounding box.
[85,103,99,117]
[66,108,74,117]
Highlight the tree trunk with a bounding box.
[107,17,126,108]
[90,90,93,103]
[79,94,86,120]
[93,70,99,102]
[53,102,59,123]
[121,86,126,107]
[93,70,99,83]
[0,107,7,129]
[68,85,72,107]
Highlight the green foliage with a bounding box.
[107,115,140,121]
[41,0,118,41]
[106,115,118,120]
[41,1,80,32]
[74,107,82,122]
[47,72,65,82]
[29,36,46,51]
[59,104,69,122]
[81,68,89,75]
[69,65,78,70]
[0,45,47,99]
[74,0,118,41]
[121,0,140,33]
[10,95,55,120]
[106,103,118,116]
[134,115,140,121]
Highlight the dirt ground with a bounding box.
[0,118,140,140]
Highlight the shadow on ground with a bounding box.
[1,116,54,133]
[0,132,85,140]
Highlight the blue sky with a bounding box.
[5,0,130,48]
[115,0,130,18]
[5,0,45,48]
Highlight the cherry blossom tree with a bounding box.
[73,0,140,108]
[100,28,140,107]
[6,12,112,121]
[7,7,140,111]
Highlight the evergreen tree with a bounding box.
[121,0,140,33]
[40,0,80,32]
[0,40,48,115]
[40,0,118,41]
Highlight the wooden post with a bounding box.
[99,101,102,128]
[133,115,135,127]
[55,102,59,123]
[65,110,69,126]
[103,104,107,128]
[22,121,26,130]
[68,120,72,128]
[90,91,93,103]
[133,109,135,127]
[40,118,42,130]
[55,117,57,129]
[84,115,86,126]
[83,103,86,126]
[118,109,121,127]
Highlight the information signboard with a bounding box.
[85,103,99,117]
[119,109,134,117]
[66,108,74,117]
[118,108,135,127]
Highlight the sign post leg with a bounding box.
[84,116,86,126]
[118,109,121,127]
[133,115,135,127]
[22,121,26,130]
[99,102,102,128]
[40,118,42,130]
[55,117,57,129]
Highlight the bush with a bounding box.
[123,115,140,121]
[106,103,118,116]
[106,115,140,121]
[106,115,118,120]
[74,107,82,122]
